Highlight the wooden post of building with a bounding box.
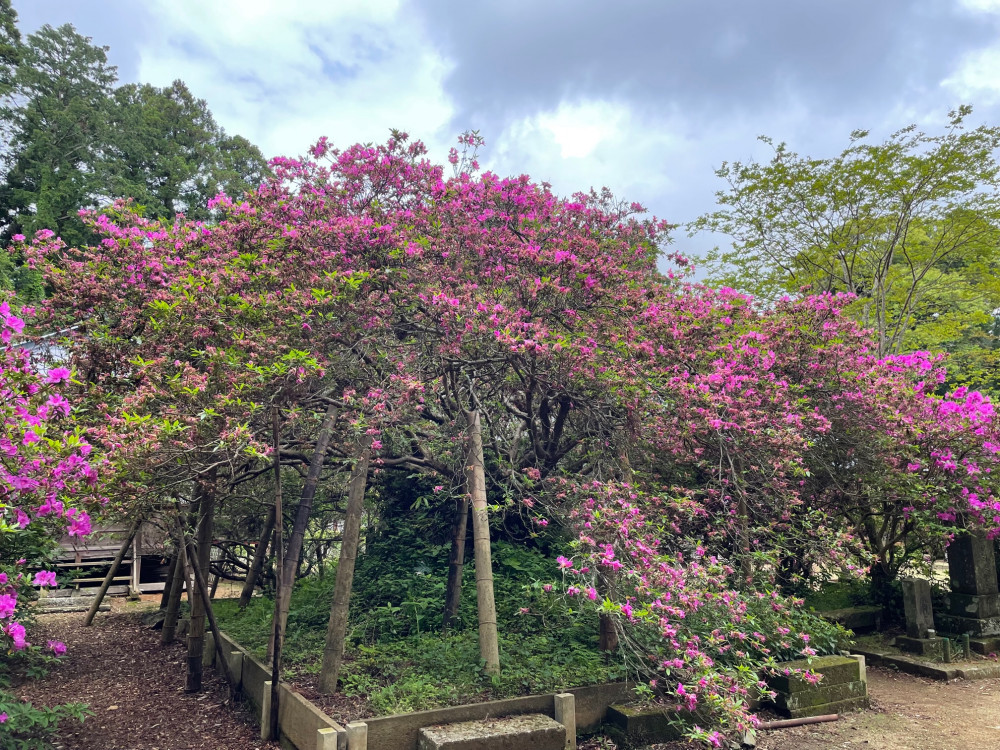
[131,527,142,595]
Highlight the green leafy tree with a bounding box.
[692,107,1000,376]
[1,23,117,247]
[103,80,268,220]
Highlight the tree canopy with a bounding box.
[692,107,1000,387]
[0,19,268,292]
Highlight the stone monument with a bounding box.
[937,531,1000,641]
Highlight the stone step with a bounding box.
[605,704,681,745]
[786,695,869,720]
[37,603,110,614]
[767,655,862,693]
[774,680,867,713]
[41,585,128,599]
[417,714,565,750]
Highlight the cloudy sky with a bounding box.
[16,0,1000,261]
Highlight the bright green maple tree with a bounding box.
[692,107,1000,390]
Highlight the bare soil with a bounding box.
[15,599,277,750]
[16,601,1000,750]
[758,667,1000,750]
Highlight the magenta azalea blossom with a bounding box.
[32,570,58,587]
[44,367,72,384]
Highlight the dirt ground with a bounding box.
[757,667,1000,750]
[14,601,1000,750]
[16,599,277,750]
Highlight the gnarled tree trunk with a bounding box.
[442,495,470,633]
[268,404,338,660]
[160,533,187,645]
[186,477,216,693]
[238,503,276,608]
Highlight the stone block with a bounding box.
[902,578,934,638]
[947,592,1000,619]
[969,636,1000,656]
[604,704,682,745]
[947,532,999,596]
[417,715,565,750]
[774,679,867,713]
[936,612,1000,637]
[819,606,881,633]
[766,655,860,693]
[849,654,866,684]
[895,635,943,659]
[786,695,869,720]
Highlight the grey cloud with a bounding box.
[408,0,998,127]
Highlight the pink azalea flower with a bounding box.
[33,570,58,587]
[45,367,72,384]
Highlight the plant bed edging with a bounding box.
[363,682,632,750]
[211,631,630,750]
[212,631,348,750]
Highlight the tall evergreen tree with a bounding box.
[1,23,116,247]
[104,80,268,221]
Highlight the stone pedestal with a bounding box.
[902,578,934,638]
[895,635,944,659]
[941,532,1000,637]
[765,655,868,719]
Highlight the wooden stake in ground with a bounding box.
[83,519,140,627]
[267,406,284,741]
[318,436,372,694]
[464,409,500,675]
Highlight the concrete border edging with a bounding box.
[212,632,347,750]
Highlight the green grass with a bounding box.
[213,543,623,716]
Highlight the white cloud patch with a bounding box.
[138,0,456,159]
[531,100,626,159]
[944,1,1000,102]
[958,0,1000,12]
[943,46,1000,103]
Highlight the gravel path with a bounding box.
[16,601,277,750]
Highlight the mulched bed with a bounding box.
[15,602,278,750]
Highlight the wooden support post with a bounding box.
[130,528,141,594]
[316,726,344,750]
[83,520,140,626]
